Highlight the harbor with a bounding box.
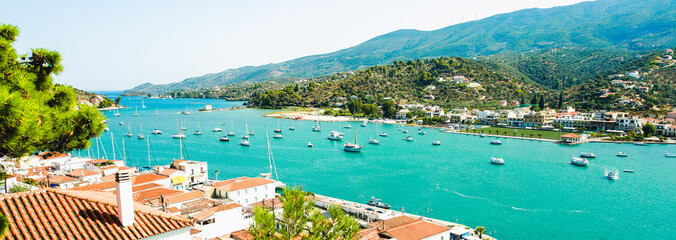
[70,97,676,240]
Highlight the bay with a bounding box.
[79,97,676,240]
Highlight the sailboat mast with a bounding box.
[266,132,273,176]
[122,138,126,165]
[179,137,184,159]
[110,131,115,160]
[147,136,152,169]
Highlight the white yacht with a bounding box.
[666,153,676,158]
[490,140,501,145]
[240,139,250,146]
[634,142,648,146]
[432,140,441,145]
[172,132,186,139]
[273,133,283,139]
[580,152,596,158]
[404,136,414,141]
[616,152,628,157]
[361,121,367,127]
[219,136,230,142]
[212,128,222,132]
[328,131,344,141]
[491,157,505,165]
[152,129,163,135]
[344,124,352,129]
[418,130,426,135]
[119,121,124,125]
[104,127,110,132]
[344,129,363,152]
[307,142,313,147]
[368,137,380,145]
[274,119,282,133]
[152,111,162,134]
[571,157,589,166]
[379,132,388,137]
[312,124,321,132]
[138,123,145,139]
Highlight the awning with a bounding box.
[171,176,187,184]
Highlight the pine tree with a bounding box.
[539,94,545,109]
[0,24,105,159]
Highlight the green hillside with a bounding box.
[126,0,676,93]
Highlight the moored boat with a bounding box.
[172,132,186,139]
[665,153,676,158]
[219,136,230,142]
[312,124,321,132]
[344,129,363,152]
[491,157,505,165]
[580,152,596,158]
[571,157,589,166]
[307,142,313,147]
[367,197,391,209]
[623,169,634,173]
[368,138,380,145]
[328,131,344,141]
[418,130,426,135]
[490,140,501,145]
[403,136,414,141]
[212,128,222,132]
[616,152,628,157]
[379,132,388,137]
[273,133,283,139]
[606,170,619,180]
[634,142,648,146]
[432,140,441,145]
[240,139,250,146]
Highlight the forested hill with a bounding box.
[126,0,676,93]
[249,57,545,109]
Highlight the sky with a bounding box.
[1,0,590,91]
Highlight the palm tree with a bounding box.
[521,133,524,138]
[538,133,542,139]
[503,131,508,136]
[488,130,492,135]
[513,132,516,137]
[475,226,487,239]
[529,134,533,138]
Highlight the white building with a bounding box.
[192,203,250,239]
[169,159,208,187]
[212,177,276,206]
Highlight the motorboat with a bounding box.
[623,169,634,173]
[580,152,596,158]
[227,131,235,136]
[312,124,321,132]
[119,122,124,125]
[418,130,426,135]
[606,170,619,180]
[242,134,249,140]
[193,130,202,135]
[665,153,676,158]
[368,138,380,145]
[104,127,110,132]
[571,157,589,166]
[137,134,144,140]
[432,140,441,145]
[212,128,222,132]
[181,110,190,115]
[616,152,628,157]
[125,132,132,137]
[634,142,648,146]
[361,121,367,127]
[307,142,313,147]
[328,131,344,141]
[379,132,388,137]
[219,136,230,142]
[491,157,505,165]
[479,134,485,138]
[344,124,352,129]
[273,134,283,139]
[490,140,501,145]
[402,129,409,133]
[403,136,414,141]
[289,126,296,130]
[151,129,162,134]
[240,139,250,146]
[172,132,186,139]
[367,197,391,209]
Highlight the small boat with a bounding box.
[432,140,441,145]
[307,142,313,147]
[125,132,132,137]
[606,170,619,180]
[418,130,426,135]
[248,131,255,135]
[623,169,634,173]
[490,140,501,145]
[133,107,138,117]
[172,132,186,139]
[344,130,363,152]
[113,109,120,117]
[212,128,222,132]
[193,130,202,135]
[119,122,124,125]
[240,139,250,146]
[379,132,388,137]
[361,121,367,127]
[274,119,282,133]
[289,126,296,130]
[479,134,485,138]
[665,153,676,158]
[151,129,162,134]
[227,131,236,136]
[402,129,409,133]
[219,136,230,142]
[571,157,589,166]
[491,157,505,165]
[137,134,144,140]
[344,124,352,129]
[367,197,391,209]
[368,138,380,145]
[328,131,344,141]
[273,134,283,139]
[312,124,321,132]
[403,136,414,141]
[181,110,190,115]
[104,127,110,132]
[580,152,596,158]
[616,152,628,157]
[242,134,249,140]
[634,142,648,146]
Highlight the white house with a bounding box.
[192,203,250,239]
[169,159,208,188]
[212,177,276,206]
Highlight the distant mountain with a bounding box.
[127,0,676,93]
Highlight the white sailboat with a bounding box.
[180,119,187,130]
[141,98,146,109]
[125,124,132,137]
[491,157,505,165]
[242,120,250,139]
[133,107,138,117]
[151,110,162,134]
[172,119,186,139]
[312,122,321,132]
[113,108,120,117]
[228,120,236,136]
[369,124,380,145]
[344,129,363,152]
[137,122,145,139]
[261,132,283,189]
[193,118,202,135]
[289,120,296,130]
[274,119,282,133]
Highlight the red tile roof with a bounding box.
[213,177,275,192]
[0,188,192,240]
[41,175,79,185]
[230,229,253,240]
[158,168,179,176]
[192,203,242,221]
[133,188,183,204]
[560,133,581,138]
[133,173,169,185]
[369,216,450,240]
[70,181,116,191]
[66,169,101,178]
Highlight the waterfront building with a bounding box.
[559,133,583,144]
[208,176,276,206]
[615,116,645,132]
[169,159,208,188]
[192,203,250,239]
[367,215,452,240]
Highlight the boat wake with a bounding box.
[435,185,584,213]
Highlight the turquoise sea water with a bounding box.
[81,97,676,239]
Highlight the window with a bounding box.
[245,189,247,194]
[254,197,258,201]
[254,187,257,192]
[237,191,240,196]
[245,199,248,204]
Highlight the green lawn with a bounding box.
[467,127,564,140]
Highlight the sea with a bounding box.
[78,96,675,240]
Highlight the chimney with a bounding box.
[115,172,135,227]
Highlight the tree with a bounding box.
[558,92,564,109]
[114,96,121,106]
[346,99,362,115]
[530,94,538,104]
[249,187,360,240]
[8,184,31,193]
[475,226,487,239]
[0,213,7,239]
[539,94,545,109]
[0,24,105,159]
[361,104,378,117]
[381,100,395,119]
[642,122,656,137]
